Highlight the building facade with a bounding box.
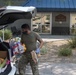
[23,0,76,35]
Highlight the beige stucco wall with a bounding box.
[70,13,76,28]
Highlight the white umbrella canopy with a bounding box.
[0,6,36,25]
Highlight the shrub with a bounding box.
[58,47,72,56]
[0,30,3,38]
[40,46,48,55]
[0,29,12,40]
[68,36,76,48]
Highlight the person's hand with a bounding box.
[35,48,40,54]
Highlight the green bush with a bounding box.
[0,29,12,40]
[58,47,72,56]
[40,46,48,55]
[68,36,76,48]
[0,30,3,38]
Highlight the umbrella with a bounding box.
[0,6,36,25]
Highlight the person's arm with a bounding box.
[38,39,43,49]
[35,32,44,49]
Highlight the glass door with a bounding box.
[32,14,41,33]
[32,13,50,34]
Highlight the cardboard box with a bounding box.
[0,51,7,59]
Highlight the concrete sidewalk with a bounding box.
[41,35,73,41]
[26,62,76,75]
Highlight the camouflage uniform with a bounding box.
[18,31,41,75]
[18,53,39,75]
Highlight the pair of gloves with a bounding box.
[35,48,40,54]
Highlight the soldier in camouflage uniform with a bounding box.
[18,24,43,75]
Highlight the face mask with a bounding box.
[22,31,28,34]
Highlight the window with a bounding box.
[32,13,50,33]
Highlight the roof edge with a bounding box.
[22,0,31,6]
[37,8,76,12]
